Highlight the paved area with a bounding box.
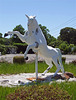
[0,54,76,64]
[62,55,76,64]
[0,73,76,87]
[0,54,44,63]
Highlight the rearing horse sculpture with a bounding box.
[4,15,65,79]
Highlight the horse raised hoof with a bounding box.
[4,33,8,37]
[24,56,28,60]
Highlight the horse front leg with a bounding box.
[24,42,38,59]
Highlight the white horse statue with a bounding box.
[4,15,65,79]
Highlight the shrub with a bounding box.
[7,85,71,100]
[62,57,66,62]
[70,60,76,65]
[73,46,76,53]
[0,44,17,55]
[13,56,25,64]
[59,42,71,54]
[0,45,6,55]
[13,43,34,54]
[13,43,27,53]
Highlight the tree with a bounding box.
[39,24,56,44]
[39,24,49,42]
[0,33,2,38]
[59,41,71,54]
[49,39,62,48]
[59,27,76,45]
[12,25,25,43]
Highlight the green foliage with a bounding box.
[0,44,17,55]
[0,45,6,55]
[0,37,14,54]
[59,27,76,45]
[12,24,25,43]
[13,24,25,35]
[7,85,71,100]
[59,41,71,54]
[39,24,49,41]
[0,33,2,38]
[0,38,12,45]
[13,56,25,64]
[39,24,56,44]
[62,57,66,62]
[13,43,27,53]
[73,46,76,53]
[70,60,76,65]
[1,24,76,54]
[52,82,76,100]
[49,39,63,48]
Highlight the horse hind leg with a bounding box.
[42,60,53,76]
[52,58,61,77]
[58,56,65,74]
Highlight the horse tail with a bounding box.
[56,48,65,73]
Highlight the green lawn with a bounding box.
[0,62,76,100]
[52,82,76,100]
[0,82,76,100]
[0,86,18,100]
[0,62,76,76]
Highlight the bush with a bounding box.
[62,57,66,62]
[0,45,6,55]
[59,42,71,54]
[73,46,76,53]
[0,44,17,55]
[13,43,27,53]
[13,43,34,54]
[7,85,71,100]
[70,60,76,65]
[13,56,25,64]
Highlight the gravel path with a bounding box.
[0,54,76,64]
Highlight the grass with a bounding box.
[0,86,19,100]
[0,82,76,100]
[0,62,76,76]
[0,62,48,74]
[52,82,76,100]
[0,62,76,100]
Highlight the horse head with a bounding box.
[25,15,38,30]
[25,14,36,19]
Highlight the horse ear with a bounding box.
[25,14,29,19]
[33,16,36,18]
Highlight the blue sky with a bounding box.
[0,0,76,38]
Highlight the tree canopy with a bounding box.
[59,27,76,45]
[0,33,2,38]
[12,25,25,43]
[39,24,56,44]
